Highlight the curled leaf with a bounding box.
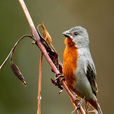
[11,63,26,86]
[37,24,56,52]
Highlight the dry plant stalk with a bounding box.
[37,53,43,114]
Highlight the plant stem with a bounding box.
[37,53,43,114]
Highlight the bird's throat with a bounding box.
[64,37,76,47]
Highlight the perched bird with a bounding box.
[62,26,103,114]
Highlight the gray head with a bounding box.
[63,26,89,48]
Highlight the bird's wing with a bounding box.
[85,63,98,96]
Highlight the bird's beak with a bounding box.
[62,30,71,38]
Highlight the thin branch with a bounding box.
[37,53,43,114]
[18,0,85,114]
[70,98,79,114]
[18,0,40,41]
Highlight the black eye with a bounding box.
[74,32,79,36]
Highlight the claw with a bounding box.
[51,74,65,92]
[56,73,65,81]
[51,78,63,90]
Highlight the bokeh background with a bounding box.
[0,0,114,114]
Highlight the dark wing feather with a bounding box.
[86,64,98,96]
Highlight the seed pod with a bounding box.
[11,63,26,86]
[0,35,33,86]
[9,35,33,86]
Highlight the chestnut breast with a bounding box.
[63,38,78,88]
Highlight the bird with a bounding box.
[62,26,103,114]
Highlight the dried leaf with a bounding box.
[37,24,63,89]
[41,24,52,44]
[11,63,26,86]
[37,25,63,73]
[37,24,56,52]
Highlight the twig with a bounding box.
[70,97,79,114]
[18,0,85,114]
[37,53,43,114]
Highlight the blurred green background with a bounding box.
[0,0,114,114]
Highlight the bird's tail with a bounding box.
[88,100,103,114]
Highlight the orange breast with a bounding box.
[63,38,78,89]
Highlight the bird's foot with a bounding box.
[71,99,80,114]
[71,105,79,114]
[51,73,65,91]
[56,73,65,82]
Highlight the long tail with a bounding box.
[88,100,103,114]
